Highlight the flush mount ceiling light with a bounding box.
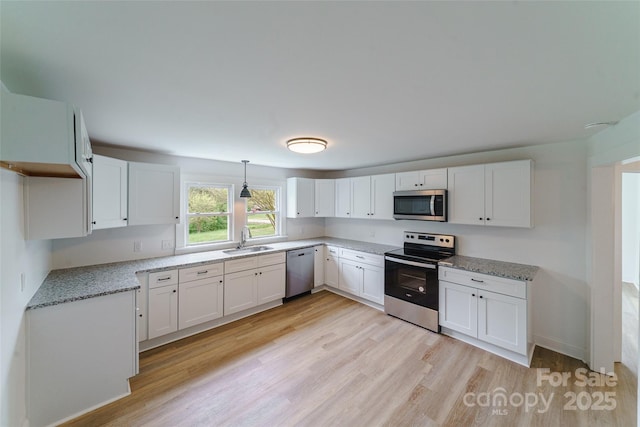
[239,160,251,198]
[286,137,327,154]
[584,121,619,129]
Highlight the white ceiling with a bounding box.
[1,1,639,171]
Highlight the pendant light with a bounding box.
[240,160,251,198]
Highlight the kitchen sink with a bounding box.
[223,245,273,255]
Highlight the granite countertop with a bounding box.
[27,237,400,310]
[438,255,539,282]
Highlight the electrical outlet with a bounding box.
[133,241,142,252]
[161,240,173,250]
[20,273,25,292]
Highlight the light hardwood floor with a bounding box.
[63,291,635,426]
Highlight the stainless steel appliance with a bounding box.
[286,247,314,298]
[393,189,447,221]
[384,232,455,332]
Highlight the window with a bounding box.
[186,183,232,246]
[245,186,280,238]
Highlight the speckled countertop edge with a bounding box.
[438,255,539,282]
[27,237,400,310]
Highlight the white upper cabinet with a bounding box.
[314,179,335,217]
[352,174,395,220]
[448,160,532,228]
[1,90,92,179]
[286,177,315,218]
[395,168,447,191]
[128,162,180,226]
[335,178,352,218]
[92,155,128,230]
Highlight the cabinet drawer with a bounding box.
[339,248,383,267]
[258,251,286,267]
[148,269,178,289]
[179,262,224,283]
[438,267,526,299]
[325,246,339,257]
[225,256,259,274]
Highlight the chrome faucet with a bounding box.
[239,226,251,248]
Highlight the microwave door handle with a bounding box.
[430,195,435,216]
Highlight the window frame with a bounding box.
[244,185,282,241]
[184,181,233,247]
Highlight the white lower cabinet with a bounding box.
[147,269,179,339]
[178,276,224,330]
[439,266,531,365]
[324,246,340,287]
[224,252,286,316]
[336,248,384,305]
[147,263,225,340]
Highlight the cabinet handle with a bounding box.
[255,272,258,276]
[486,218,491,221]
[172,289,177,293]
[123,218,127,221]
[92,221,96,225]
[356,255,365,259]
[479,295,484,299]
[197,270,209,275]
[219,280,223,283]
[139,313,143,317]
[259,272,262,275]
[158,276,172,281]
[471,278,484,283]
[472,293,476,297]
[175,216,179,220]
[479,217,483,221]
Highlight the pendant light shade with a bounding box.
[240,160,251,198]
[287,137,327,154]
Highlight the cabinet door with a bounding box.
[395,171,421,191]
[92,155,128,229]
[361,263,384,304]
[477,290,527,355]
[148,285,178,339]
[128,162,180,225]
[178,277,224,330]
[370,173,395,220]
[438,281,477,337]
[224,270,258,315]
[351,176,372,218]
[286,177,314,218]
[447,165,485,225]
[335,178,352,218]
[325,255,339,287]
[485,160,532,228]
[420,168,447,189]
[314,179,335,217]
[339,259,362,296]
[257,263,286,304]
[314,245,325,287]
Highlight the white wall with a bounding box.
[622,172,640,287]
[325,140,590,360]
[0,169,52,427]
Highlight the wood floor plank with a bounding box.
[61,291,636,427]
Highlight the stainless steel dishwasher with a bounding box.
[286,247,314,298]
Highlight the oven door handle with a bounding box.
[385,256,436,269]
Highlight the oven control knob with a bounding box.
[419,286,425,292]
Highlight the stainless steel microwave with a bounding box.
[393,189,447,221]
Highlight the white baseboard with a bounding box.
[534,334,587,363]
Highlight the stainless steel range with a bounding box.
[384,231,455,332]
